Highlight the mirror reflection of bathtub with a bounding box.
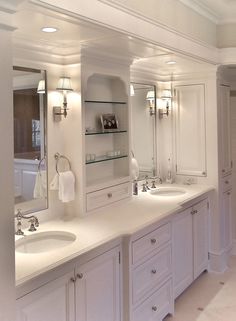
[13,66,48,214]
[130,83,157,179]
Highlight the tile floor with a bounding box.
[164,256,236,321]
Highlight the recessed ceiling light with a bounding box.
[41,27,58,33]
[166,60,176,65]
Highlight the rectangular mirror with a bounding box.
[13,66,48,214]
[131,83,157,179]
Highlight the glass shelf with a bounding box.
[85,130,127,136]
[84,100,126,105]
[86,154,128,165]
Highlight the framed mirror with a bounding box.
[13,66,48,214]
[130,83,157,179]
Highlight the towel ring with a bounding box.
[38,156,46,176]
[54,152,71,175]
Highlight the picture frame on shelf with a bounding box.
[100,113,119,132]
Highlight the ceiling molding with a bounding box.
[178,0,220,24]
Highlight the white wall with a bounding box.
[217,24,236,48]
[0,29,16,321]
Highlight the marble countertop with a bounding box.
[15,184,214,290]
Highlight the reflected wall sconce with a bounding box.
[53,77,73,121]
[146,90,156,115]
[130,84,135,96]
[37,80,45,94]
[159,89,172,119]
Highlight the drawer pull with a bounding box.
[151,269,157,274]
[70,277,76,283]
[152,306,158,312]
[77,273,83,279]
[150,238,157,244]
[225,180,229,184]
[107,193,113,198]
[227,192,231,196]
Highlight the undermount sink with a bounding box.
[150,186,187,197]
[15,231,76,254]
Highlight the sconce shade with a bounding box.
[146,90,155,100]
[56,77,73,91]
[37,80,45,94]
[130,84,135,96]
[161,89,172,99]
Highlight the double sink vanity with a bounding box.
[15,183,213,321]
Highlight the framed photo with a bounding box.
[100,113,118,132]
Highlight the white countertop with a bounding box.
[15,184,214,290]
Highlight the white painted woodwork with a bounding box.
[173,199,209,298]
[16,272,75,321]
[174,84,206,176]
[222,189,232,251]
[75,247,120,321]
[172,208,193,299]
[132,279,172,321]
[193,200,209,279]
[132,223,171,265]
[218,84,232,176]
[132,245,172,304]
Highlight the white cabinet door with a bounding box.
[174,84,206,176]
[222,189,232,250]
[219,84,232,176]
[16,272,75,321]
[172,209,193,299]
[193,200,209,280]
[75,247,120,321]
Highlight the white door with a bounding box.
[16,272,75,321]
[172,209,193,299]
[174,84,206,176]
[222,189,232,250]
[193,199,209,280]
[219,84,232,176]
[75,247,120,321]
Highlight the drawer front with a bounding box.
[86,182,130,211]
[132,223,171,264]
[132,279,172,321]
[221,175,232,192]
[133,245,172,304]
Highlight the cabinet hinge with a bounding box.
[119,251,121,264]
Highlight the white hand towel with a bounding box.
[131,157,139,180]
[50,174,59,190]
[58,171,75,203]
[33,170,47,199]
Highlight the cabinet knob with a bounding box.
[150,238,157,244]
[151,269,157,274]
[70,277,76,283]
[77,273,83,279]
[225,180,229,184]
[152,306,158,312]
[107,193,113,198]
[227,192,231,196]
[222,169,225,173]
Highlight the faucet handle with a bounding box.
[151,180,156,189]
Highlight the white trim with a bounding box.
[219,48,236,65]
[178,0,219,24]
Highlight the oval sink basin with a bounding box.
[15,231,76,254]
[150,187,186,197]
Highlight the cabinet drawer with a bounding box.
[86,182,130,211]
[132,279,172,321]
[221,175,232,192]
[132,223,171,265]
[132,245,171,304]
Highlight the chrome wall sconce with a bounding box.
[159,89,172,119]
[53,77,73,121]
[146,90,156,115]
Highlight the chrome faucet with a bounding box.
[14,209,39,236]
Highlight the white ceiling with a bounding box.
[12,2,215,78]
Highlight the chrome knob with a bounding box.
[77,273,83,279]
[151,238,157,244]
[152,306,157,312]
[151,269,157,274]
